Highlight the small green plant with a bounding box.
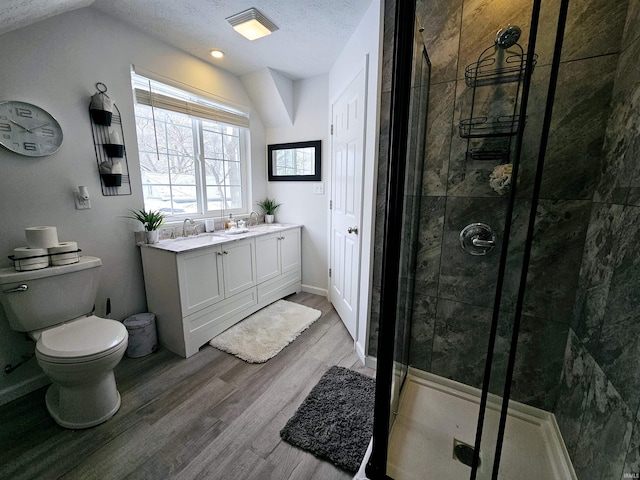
[256,197,281,215]
[126,208,165,231]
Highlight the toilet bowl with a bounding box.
[0,256,129,429]
[35,315,128,429]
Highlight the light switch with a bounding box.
[313,183,325,195]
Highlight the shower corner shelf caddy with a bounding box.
[89,82,132,196]
[459,26,537,163]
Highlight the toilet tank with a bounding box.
[0,256,102,332]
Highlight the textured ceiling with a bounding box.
[0,0,373,80]
[0,0,94,35]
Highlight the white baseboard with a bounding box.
[301,284,328,297]
[355,341,377,370]
[0,373,50,407]
[354,438,373,479]
[364,355,377,370]
[355,341,366,364]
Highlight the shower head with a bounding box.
[495,25,521,48]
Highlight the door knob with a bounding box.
[347,226,359,234]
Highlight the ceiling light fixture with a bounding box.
[225,7,278,41]
[210,49,225,59]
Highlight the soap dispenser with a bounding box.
[225,214,236,229]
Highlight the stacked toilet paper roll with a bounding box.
[49,242,80,266]
[25,226,59,249]
[11,227,80,271]
[13,247,50,271]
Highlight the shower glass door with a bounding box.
[389,20,431,428]
[368,0,582,478]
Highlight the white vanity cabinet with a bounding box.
[256,228,301,281]
[177,246,224,316]
[140,226,301,358]
[255,228,301,304]
[280,228,302,274]
[220,239,256,297]
[255,234,280,284]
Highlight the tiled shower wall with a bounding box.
[371,0,628,413]
[554,2,640,479]
[371,0,640,478]
[370,0,639,477]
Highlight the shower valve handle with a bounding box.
[471,236,495,248]
[460,223,497,256]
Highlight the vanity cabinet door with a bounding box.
[255,233,281,284]
[222,238,257,297]
[177,246,224,316]
[280,228,301,275]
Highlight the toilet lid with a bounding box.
[36,316,127,359]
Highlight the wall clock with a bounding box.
[0,100,63,157]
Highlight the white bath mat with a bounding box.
[209,300,321,363]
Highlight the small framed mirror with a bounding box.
[267,140,321,181]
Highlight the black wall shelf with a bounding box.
[459,30,537,163]
[89,83,132,196]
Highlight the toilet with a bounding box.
[0,256,128,429]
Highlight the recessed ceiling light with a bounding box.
[226,7,278,41]
[210,49,225,59]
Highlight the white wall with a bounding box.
[265,74,330,295]
[328,0,383,363]
[0,7,266,404]
[263,0,384,329]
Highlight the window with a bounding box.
[131,72,250,217]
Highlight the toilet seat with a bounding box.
[36,316,127,363]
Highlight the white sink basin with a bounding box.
[248,224,285,232]
[215,227,250,236]
[157,233,224,251]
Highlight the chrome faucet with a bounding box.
[248,210,260,227]
[182,218,195,237]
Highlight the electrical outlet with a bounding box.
[313,183,325,195]
[74,195,91,210]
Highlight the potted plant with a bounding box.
[256,197,281,224]
[126,208,165,244]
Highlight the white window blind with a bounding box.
[134,88,249,129]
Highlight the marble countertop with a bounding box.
[140,223,302,253]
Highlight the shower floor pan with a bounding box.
[382,370,576,480]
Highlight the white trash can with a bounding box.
[123,313,158,358]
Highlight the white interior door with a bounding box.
[330,69,366,340]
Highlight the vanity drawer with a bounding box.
[187,287,258,336]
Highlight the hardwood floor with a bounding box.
[0,292,375,480]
